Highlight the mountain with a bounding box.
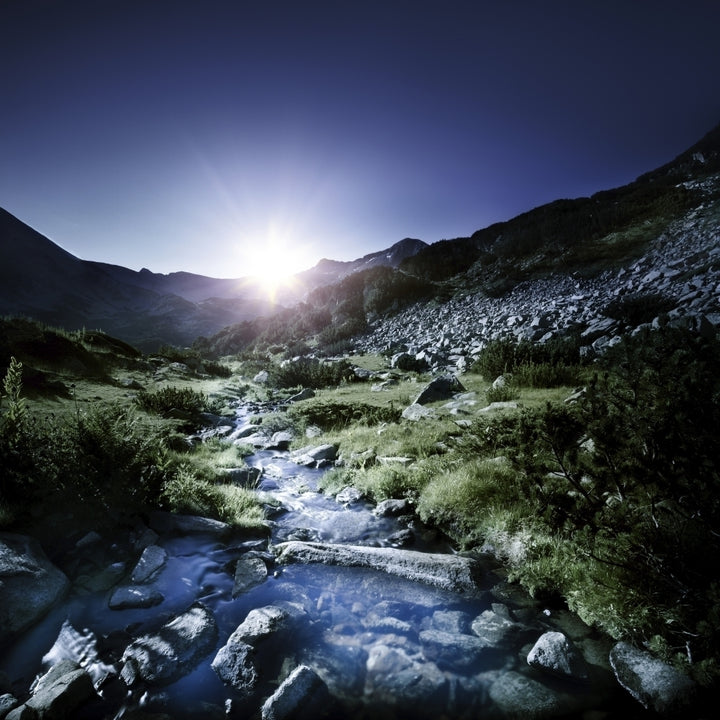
[0,208,426,350]
[199,120,720,358]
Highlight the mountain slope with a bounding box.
[0,208,426,350]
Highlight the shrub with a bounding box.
[288,400,402,431]
[134,386,222,417]
[268,357,357,389]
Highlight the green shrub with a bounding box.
[288,400,401,431]
[268,357,357,389]
[134,386,222,417]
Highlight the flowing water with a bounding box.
[0,404,637,719]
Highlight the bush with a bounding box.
[134,386,222,417]
[288,400,402,431]
[268,357,357,389]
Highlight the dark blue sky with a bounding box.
[2,0,720,278]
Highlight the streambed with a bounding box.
[0,404,638,719]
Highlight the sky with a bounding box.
[2,0,720,280]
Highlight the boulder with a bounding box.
[609,641,696,713]
[121,603,218,686]
[419,629,495,670]
[274,541,481,595]
[267,431,294,451]
[211,639,258,694]
[401,403,435,421]
[8,660,96,720]
[527,631,590,682]
[233,553,268,597]
[109,586,164,610]
[148,511,232,538]
[373,498,411,517]
[288,388,315,402]
[261,664,330,720]
[0,533,70,636]
[130,544,167,583]
[413,375,465,405]
[488,670,564,717]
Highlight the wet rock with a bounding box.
[609,641,696,714]
[387,528,414,547]
[471,606,530,649]
[148,511,232,538]
[373,498,411,517]
[413,375,465,405]
[130,544,167,583]
[0,694,19,717]
[301,641,367,697]
[261,664,330,720]
[8,660,96,720]
[223,466,263,487]
[431,609,473,634]
[109,586,164,610]
[335,486,363,505]
[233,553,268,597]
[120,604,218,686]
[211,639,258,694]
[488,670,564,717]
[527,631,590,682]
[420,629,495,671]
[274,541,482,595]
[0,533,70,636]
[267,431,294,451]
[229,604,304,644]
[365,644,448,712]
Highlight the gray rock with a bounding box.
[373,498,411,517]
[211,639,258,693]
[471,607,528,649]
[121,603,218,686]
[527,631,590,682]
[109,585,164,610]
[253,370,269,384]
[335,486,363,505]
[0,533,70,636]
[233,553,268,597]
[228,604,302,645]
[130,544,167,583]
[413,375,465,405]
[431,609,472,634]
[401,403,435,421]
[261,664,330,720]
[274,541,481,595]
[489,670,564,717]
[13,660,96,720]
[419,629,495,670]
[288,388,315,402]
[223,466,263,487]
[365,644,448,709]
[148,511,232,538]
[0,694,18,717]
[609,641,696,714]
[267,431,294,451]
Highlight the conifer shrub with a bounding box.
[268,356,357,389]
[134,386,222,417]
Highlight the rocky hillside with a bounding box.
[357,175,720,372]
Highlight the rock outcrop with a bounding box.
[0,532,70,636]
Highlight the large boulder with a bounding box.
[609,641,696,714]
[261,664,330,720]
[7,659,96,720]
[488,670,564,717]
[273,541,481,596]
[0,533,70,636]
[130,544,167,583]
[413,375,465,405]
[233,553,268,597]
[120,603,218,686]
[527,631,590,682]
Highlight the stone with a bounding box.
[471,607,528,649]
[274,541,482,595]
[15,660,96,720]
[413,375,465,405]
[365,644,448,710]
[401,403,435,421]
[489,670,564,717]
[288,388,315,402]
[261,664,330,720]
[0,533,70,636]
[373,498,411,516]
[121,603,218,686]
[253,370,269,384]
[148,511,232,538]
[109,585,164,610]
[419,629,495,670]
[267,431,294,451]
[222,466,263,487]
[130,544,167,583]
[335,486,363,505]
[211,639,258,693]
[233,553,268,597]
[609,641,696,713]
[527,631,590,682]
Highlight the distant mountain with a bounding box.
[0,208,426,350]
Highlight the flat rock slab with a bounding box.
[121,603,218,686]
[273,541,482,596]
[130,544,167,583]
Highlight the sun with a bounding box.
[240,228,313,301]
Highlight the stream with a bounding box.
[0,403,640,719]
